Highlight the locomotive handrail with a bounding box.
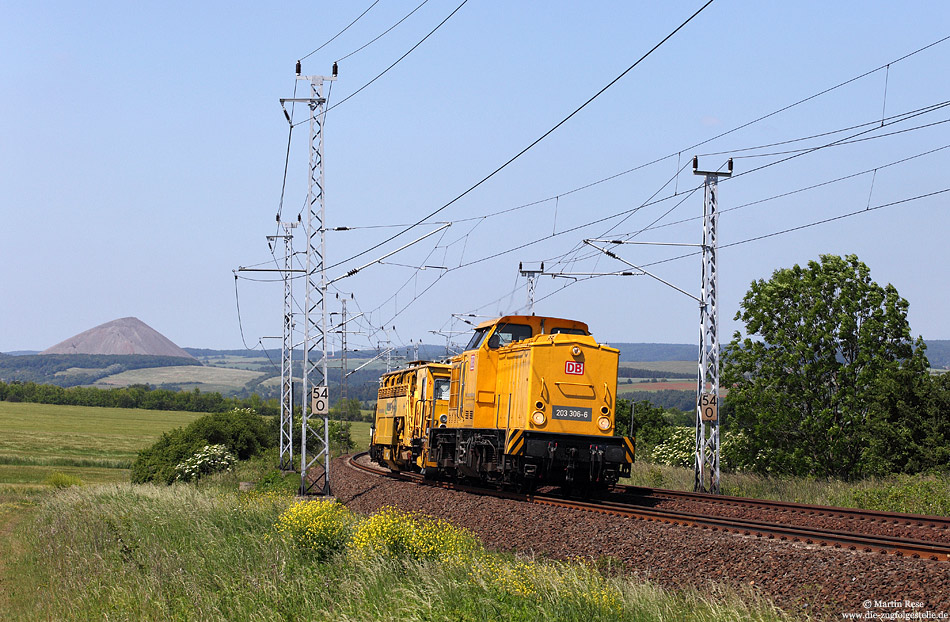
[554,381,595,398]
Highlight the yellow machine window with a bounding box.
[433,377,450,401]
[550,327,587,336]
[464,327,490,351]
[490,323,532,347]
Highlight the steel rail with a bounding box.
[615,485,950,531]
[347,453,950,562]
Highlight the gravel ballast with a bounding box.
[334,456,950,620]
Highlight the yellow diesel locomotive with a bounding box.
[370,315,634,489]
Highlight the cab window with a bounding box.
[551,327,587,336]
[433,378,450,401]
[490,323,533,348]
[464,327,489,351]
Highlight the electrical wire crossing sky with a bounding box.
[1,1,948,353]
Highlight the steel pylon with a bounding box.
[693,158,732,494]
[286,72,336,496]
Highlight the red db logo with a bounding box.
[565,361,584,375]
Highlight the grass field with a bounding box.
[94,365,266,393]
[0,402,201,486]
[349,420,372,449]
[619,380,696,392]
[618,360,697,375]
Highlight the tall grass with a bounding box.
[624,462,950,516]
[3,483,792,621]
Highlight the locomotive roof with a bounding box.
[378,360,451,380]
[474,315,590,333]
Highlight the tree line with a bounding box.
[0,381,279,416]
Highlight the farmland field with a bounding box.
[618,380,695,392]
[0,402,201,486]
[94,365,265,393]
[618,360,696,375]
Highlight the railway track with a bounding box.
[616,484,950,532]
[348,452,950,562]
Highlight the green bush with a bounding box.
[130,408,273,484]
[830,474,950,516]
[44,472,83,488]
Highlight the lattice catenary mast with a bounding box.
[270,219,298,470]
[281,62,337,495]
[692,156,732,494]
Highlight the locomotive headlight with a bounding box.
[535,400,544,410]
[532,411,546,426]
[597,416,612,431]
[439,414,448,424]
[571,346,581,356]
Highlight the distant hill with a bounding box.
[42,317,194,359]
[926,340,950,369]
[608,343,695,362]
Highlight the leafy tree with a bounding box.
[865,368,950,474]
[330,398,365,421]
[615,398,672,453]
[722,254,929,479]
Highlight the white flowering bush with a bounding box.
[649,426,694,468]
[174,444,237,482]
[649,426,754,472]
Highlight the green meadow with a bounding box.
[0,402,201,486]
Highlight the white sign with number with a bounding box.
[311,386,329,415]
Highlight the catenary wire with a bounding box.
[326,0,717,270]
[293,0,470,126]
[336,0,432,63]
[326,34,948,272]
[299,0,382,63]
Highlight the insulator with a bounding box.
[332,62,338,77]
[296,60,301,75]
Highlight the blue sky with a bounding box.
[2,1,948,352]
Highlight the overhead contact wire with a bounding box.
[327,0,717,270]
[299,0,382,62]
[294,0,470,126]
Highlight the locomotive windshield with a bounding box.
[464,327,489,351]
[492,323,532,347]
